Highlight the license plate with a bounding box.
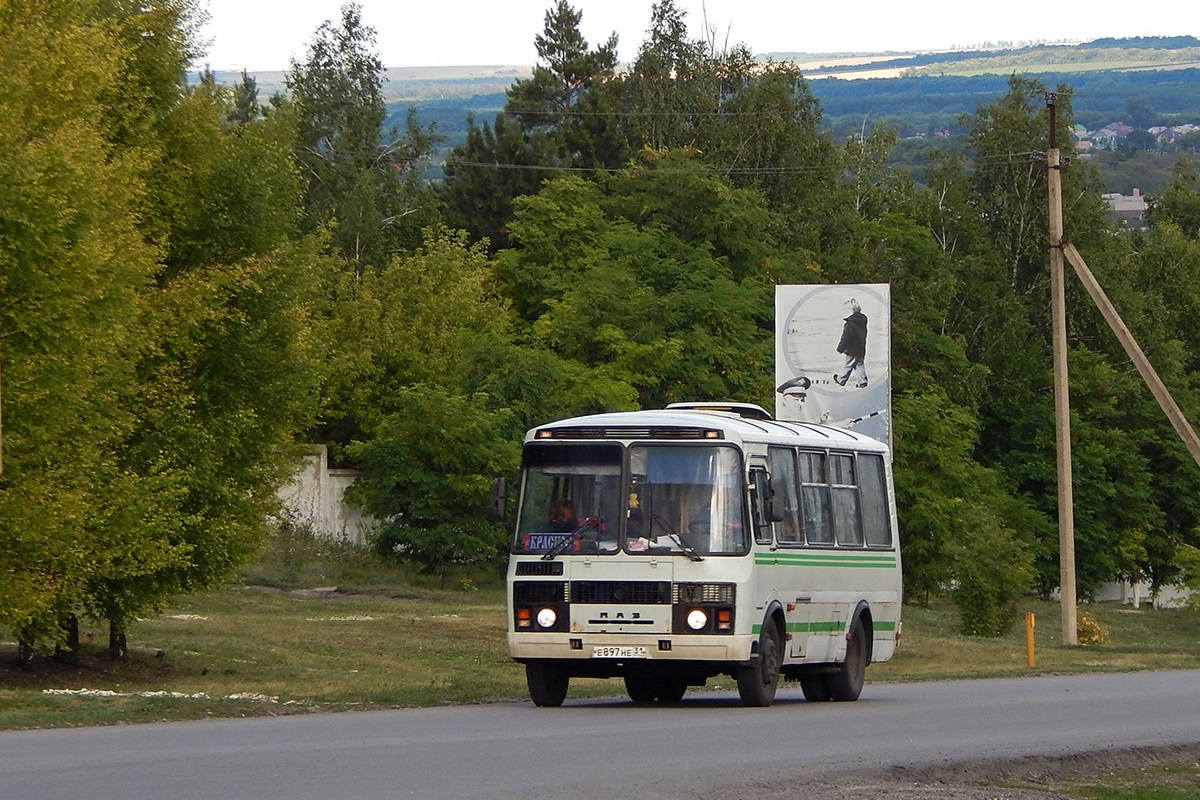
[592,645,648,659]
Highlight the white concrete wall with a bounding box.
[276,445,377,545]
[1095,580,1192,609]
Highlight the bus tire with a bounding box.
[800,674,832,702]
[828,615,867,702]
[656,681,687,703]
[624,675,658,703]
[527,662,569,707]
[737,621,781,707]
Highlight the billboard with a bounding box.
[775,284,891,445]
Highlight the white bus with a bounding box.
[506,402,902,707]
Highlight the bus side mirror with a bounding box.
[491,477,507,522]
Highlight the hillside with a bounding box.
[772,35,1200,79]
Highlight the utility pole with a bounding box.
[1046,92,1078,645]
[1043,94,1200,643]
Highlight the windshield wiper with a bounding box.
[541,519,601,561]
[668,532,704,562]
[648,513,704,562]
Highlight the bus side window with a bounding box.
[799,450,833,545]
[859,453,893,547]
[769,447,802,544]
[831,453,863,546]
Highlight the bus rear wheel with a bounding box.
[737,621,781,707]
[527,662,569,707]
[800,674,832,702]
[827,616,867,702]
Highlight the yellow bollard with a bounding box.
[1025,612,1036,668]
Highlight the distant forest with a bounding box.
[810,69,1200,137]
[385,36,1200,197]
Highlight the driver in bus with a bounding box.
[547,499,578,532]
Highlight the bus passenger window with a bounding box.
[831,453,863,546]
[859,453,893,547]
[799,451,833,545]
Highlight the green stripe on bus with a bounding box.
[755,553,897,568]
[753,619,898,634]
[753,621,841,634]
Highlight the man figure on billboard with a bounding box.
[833,299,868,388]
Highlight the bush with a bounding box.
[1077,610,1109,644]
[949,514,1034,637]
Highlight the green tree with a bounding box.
[1147,156,1200,238]
[1081,219,1200,595]
[230,69,262,124]
[94,6,322,657]
[319,228,530,578]
[441,2,620,248]
[288,3,440,267]
[1,0,325,659]
[0,0,175,651]
[505,0,618,129]
[964,75,1061,288]
[892,389,1040,631]
[346,388,518,585]
[618,0,705,152]
[498,152,783,410]
[614,2,853,266]
[441,112,554,250]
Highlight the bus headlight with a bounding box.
[686,608,709,631]
[536,607,558,629]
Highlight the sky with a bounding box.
[195,0,1195,72]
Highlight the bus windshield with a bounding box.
[628,445,748,556]
[512,442,749,557]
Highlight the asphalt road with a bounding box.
[3,670,1199,800]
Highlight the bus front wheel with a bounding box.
[624,675,658,703]
[526,662,569,707]
[656,680,687,703]
[737,621,781,707]
[625,676,688,703]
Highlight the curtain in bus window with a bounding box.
[638,446,725,484]
[858,453,892,546]
[707,448,747,552]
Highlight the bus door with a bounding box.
[765,446,814,660]
[749,460,793,651]
[798,449,862,663]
